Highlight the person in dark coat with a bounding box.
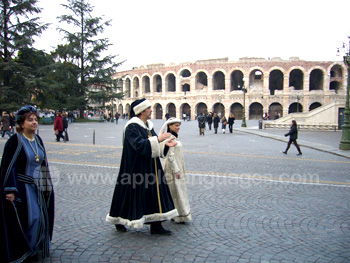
[221,116,227,133]
[206,113,213,130]
[0,106,54,262]
[54,112,64,142]
[213,113,220,134]
[228,113,235,133]
[62,112,69,141]
[106,98,178,235]
[282,120,302,155]
[197,113,206,135]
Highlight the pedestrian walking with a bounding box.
[0,105,55,263]
[106,98,178,235]
[228,113,235,133]
[282,120,302,155]
[197,113,206,135]
[1,111,12,138]
[221,116,227,133]
[213,113,220,134]
[207,112,213,130]
[160,118,192,223]
[62,112,69,141]
[54,112,65,142]
[115,113,119,124]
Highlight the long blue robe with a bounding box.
[0,133,54,263]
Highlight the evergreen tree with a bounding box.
[0,0,48,111]
[56,0,124,118]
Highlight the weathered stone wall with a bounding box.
[112,57,347,121]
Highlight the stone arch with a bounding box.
[154,103,163,119]
[230,103,243,120]
[124,78,131,98]
[329,64,344,93]
[181,103,191,120]
[196,102,208,115]
[132,76,140,97]
[309,68,324,91]
[125,104,130,119]
[230,70,244,91]
[249,102,263,120]
[166,102,176,118]
[182,83,190,92]
[213,102,225,117]
[165,73,176,92]
[330,81,342,94]
[309,102,322,111]
[118,104,123,116]
[195,71,208,90]
[289,69,304,90]
[213,71,225,90]
[269,69,284,95]
[142,75,151,93]
[269,102,283,119]
[152,74,162,93]
[289,102,303,113]
[179,68,192,78]
[249,68,264,91]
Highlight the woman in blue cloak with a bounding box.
[0,106,55,262]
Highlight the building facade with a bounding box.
[113,57,346,120]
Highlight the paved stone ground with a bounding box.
[0,119,349,263]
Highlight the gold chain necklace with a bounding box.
[23,133,40,162]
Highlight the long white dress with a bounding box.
[162,135,192,223]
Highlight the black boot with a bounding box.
[115,224,127,232]
[150,222,171,235]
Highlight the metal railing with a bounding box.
[263,123,338,131]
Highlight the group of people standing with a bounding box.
[197,112,236,135]
[0,100,302,262]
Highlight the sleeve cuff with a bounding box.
[149,136,161,158]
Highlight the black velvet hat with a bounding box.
[129,98,152,118]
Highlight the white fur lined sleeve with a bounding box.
[148,136,161,158]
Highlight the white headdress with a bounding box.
[159,117,182,134]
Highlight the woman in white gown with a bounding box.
[160,118,192,223]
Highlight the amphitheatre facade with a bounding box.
[113,57,346,121]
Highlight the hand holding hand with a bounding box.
[165,138,177,147]
[158,132,172,142]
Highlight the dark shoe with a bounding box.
[115,224,127,232]
[296,153,302,156]
[282,151,287,154]
[150,223,172,235]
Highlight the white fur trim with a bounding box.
[149,136,160,158]
[124,117,153,131]
[106,209,179,229]
[133,100,152,115]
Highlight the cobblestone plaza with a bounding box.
[1,120,349,262]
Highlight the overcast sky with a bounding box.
[35,0,350,72]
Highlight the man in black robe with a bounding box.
[106,99,178,235]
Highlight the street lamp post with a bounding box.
[338,37,350,150]
[238,83,247,127]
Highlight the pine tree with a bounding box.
[56,0,124,118]
[0,0,48,111]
